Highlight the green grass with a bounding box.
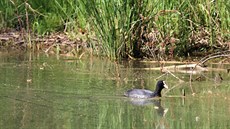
[0,0,229,59]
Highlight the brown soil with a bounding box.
[0,29,88,56]
[0,28,229,60]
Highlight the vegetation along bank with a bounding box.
[0,0,229,60]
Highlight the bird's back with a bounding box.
[124,89,154,98]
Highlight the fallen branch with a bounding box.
[199,54,230,65]
[163,81,183,95]
[155,72,167,80]
[142,64,208,74]
[166,70,184,82]
[198,50,230,65]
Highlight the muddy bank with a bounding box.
[0,29,229,59]
[0,29,89,56]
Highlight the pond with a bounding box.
[0,52,229,129]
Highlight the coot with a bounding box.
[124,80,168,98]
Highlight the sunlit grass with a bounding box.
[0,0,229,59]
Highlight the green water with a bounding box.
[0,52,229,129]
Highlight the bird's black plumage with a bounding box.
[124,80,168,98]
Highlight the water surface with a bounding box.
[0,52,229,129]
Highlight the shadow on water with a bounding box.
[127,98,168,116]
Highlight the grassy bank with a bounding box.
[0,0,229,59]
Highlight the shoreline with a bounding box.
[0,29,229,60]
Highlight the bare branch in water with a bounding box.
[198,50,230,65]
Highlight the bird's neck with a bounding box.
[152,91,161,97]
[152,87,162,97]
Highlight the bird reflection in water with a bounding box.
[128,99,168,117]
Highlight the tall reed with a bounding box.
[0,0,229,59]
[73,0,230,58]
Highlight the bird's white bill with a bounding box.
[163,81,168,89]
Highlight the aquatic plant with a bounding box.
[0,0,229,59]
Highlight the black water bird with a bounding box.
[124,80,168,98]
